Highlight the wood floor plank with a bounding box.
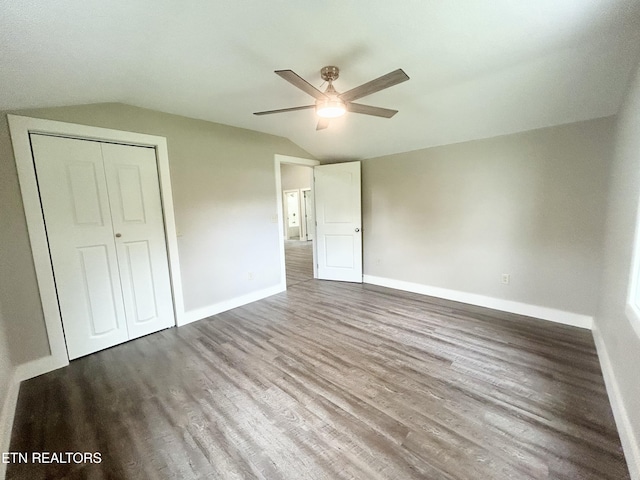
[285,240,314,287]
[6,243,630,479]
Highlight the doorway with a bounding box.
[274,155,363,289]
[280,163,314,286]
[274,155,320,289]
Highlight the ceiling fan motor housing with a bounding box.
[316,68,345,118]
[320,66,340,82]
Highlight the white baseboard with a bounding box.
[15,353,68,383]
[0,369,20,480]
[0,283,288,479]
[180,284,286,326]
[0,353,69,480]
[4,285,288,382]
[363,275,593,329]
[592,325,640,480]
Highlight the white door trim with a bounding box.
[274,155,320,289]
[7,114,185,377]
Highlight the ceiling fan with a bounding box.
[254,66,410,130]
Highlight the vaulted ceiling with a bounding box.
[2,1,640,160]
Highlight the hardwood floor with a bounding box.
[7,278,629,478]
[285,240,313,287]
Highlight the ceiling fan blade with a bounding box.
[253,105,315,116]
[339,69,409,102]
[275,70,328,101]
[347,103,398,118]
[316,118,330,130]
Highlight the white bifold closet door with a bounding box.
[31,134,175,360]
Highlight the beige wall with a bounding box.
[0,103,311,365]
[0,117,51,363]
[281,163,312,191]
[0,301,14,480]
[596,60,640,466]
[0,301,14,420]
[362,117,614,316]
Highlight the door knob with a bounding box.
[355,228,360,232]
[115,233,122,238]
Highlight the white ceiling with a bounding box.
[2,1,640,160]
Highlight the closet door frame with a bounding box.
[8,114,185,379]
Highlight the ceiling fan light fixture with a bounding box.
[316,98,346,118]
[254,66,410,127]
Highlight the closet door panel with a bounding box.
[102,143,175,339]
[30,135,130,359]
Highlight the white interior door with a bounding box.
[314,162,362,282]
[102,143,175,340]
[31,134,175,360]
[31,135,130,359]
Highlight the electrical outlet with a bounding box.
[248,272,254,281]
[501,273,510,285]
